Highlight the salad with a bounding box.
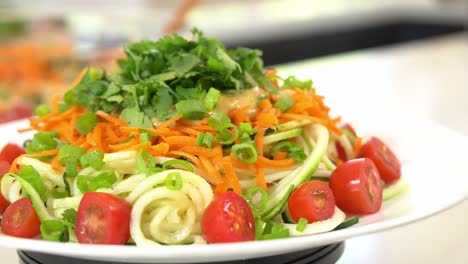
[0,29,408,245]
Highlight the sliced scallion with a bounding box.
[162,159,193,172]
[165,172,183,191]
[232,142,258,164]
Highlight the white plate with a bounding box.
[0,117,467,263]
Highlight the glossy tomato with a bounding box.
[288,180,335,223]
[0,160,11,213]
[358,137,401,185]
[329,158,383,214]
[75,192,132,245]
[0,143,25,164]
[1,197,41,238]
[201,191,255,243]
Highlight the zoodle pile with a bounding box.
[0,29,407,245]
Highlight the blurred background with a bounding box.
[0,0,467,124]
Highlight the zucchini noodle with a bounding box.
[124,169,213,245]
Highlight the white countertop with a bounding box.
[0,33,467,263]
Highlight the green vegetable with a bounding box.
[216,125,239,145]
[18,165,47,201]
[204,87,221,110]
[40,220,68,242]
[207,112,231,131]
[165,172,183,191]
[162,159,193,172]
[239,122,254,135]
[258,221,290,240]
[63,29,268,125]
[58,145,86,165]
[175,99,208,120]
[136,149,158,175]
[80,150,105,170]
[263,128,303,145]
[333,216,359,230]
[282,76,313,89]
[270,141,307,163]
[77,171,117,193]
[243,186,268,216]
[35,104,51,117]
[296,218,308,232]
[274,94,294,112]
[62,209,77,229]
[196,132,214,148]
[24,131,58,154]
[232,142,258,164]
[76,112,99,135]
[383,179,408,201]
[139,130,152,143]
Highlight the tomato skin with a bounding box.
[329,158,383,214]
[288,180,335,223]
[335,141,348,162]
[0,160,11,213]
[75,192,132,245]
[201,191,255,243]
[358,137,401,185]
[1,197,41,238]
[0,143,25,164]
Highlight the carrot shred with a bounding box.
[157,115,181,129]
[222,160,241,194]
[255,166,267,189]
[258,156,296,168]
[168,151,202,168]
[199,156,223,184]
[163,136,196,147]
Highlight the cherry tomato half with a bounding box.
[342,123,357,137]
[329,158,383,214]
[288,180,335,223]
[1,197,41,238]
[0,160,11,214]
[358,137,401,185]
[75,192,132,245]
[201,191,255,243]
[0,143,25,164]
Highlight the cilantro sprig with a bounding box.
[64,28,269,125]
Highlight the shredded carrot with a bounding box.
[168,151,202,168]
[273,151,288,160]
[254,128,266,156]
[258,156,296,168]
[70,67,88,88]
[255,166,267,189]
[157,115,182,129]
[51,155,63,172]
[199,156,223,184]
[163,136,196,147]
[148,143,170,157]
[222,160,241,194]
[180,146,220,158]
[353,137,363,157]
[9,149,59,173]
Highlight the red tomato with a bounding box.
[0,143,25,164]
[0,160,11,213]
[75,192,132,245]
[329,158,383,214]
[201,191,255,243]
[358,137,401,185]
[1,197,41,238]
[288,181,335,223]
[335,141,348,162]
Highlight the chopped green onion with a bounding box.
[239,122,254,134]
[77,171,117,193]
[259,223,290,240]
[270,141,306,163]
[165,172,183,191]
[139,130,152,143]
[243,186,268,215]
[204,87,221,111]
[207,112,231,131]
[35,104,50,117]
[274,94,294,112]
[18,165,47,201]
[58,145,86,165]
[175,99,208,120]
[263,128,303,145]
[162,159,193,172]
[232,142,258,164]
[136,148,156,175]
[25,131,58,154]
[76,112,99,135]
[196,132,214,148]
[296,218,308,232]
[216,125,239,145]
[40,220,68,242]
[238,132,252,142]
[80,150,104,171]
[255,218,267,240]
